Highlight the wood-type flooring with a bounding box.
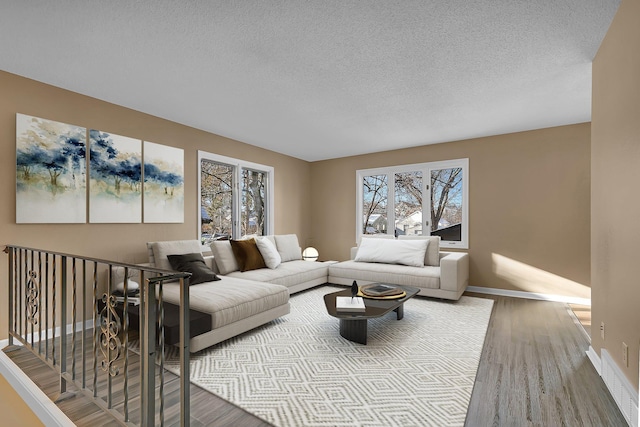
[3,293,627,426]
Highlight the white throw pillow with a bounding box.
[243,234,276,247]
[255,237,282,269]
[210,240,239,275]
[274,234,302,262]
[398,235,441,266]
[355,238,428,267]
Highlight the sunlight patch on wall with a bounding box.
[492,253,590,300]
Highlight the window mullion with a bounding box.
[387,172,395,237]
[233,165,241,239]
[423,166,431,236]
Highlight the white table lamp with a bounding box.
[302,247,319,262]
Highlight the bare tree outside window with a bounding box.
[362,175,388,234]
[242,169,266,236]
[431,168,463,240]
[395,171,422,235]
[200,160,233,243]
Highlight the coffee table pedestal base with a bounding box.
[339,319,368,344]
[339,303,405,345]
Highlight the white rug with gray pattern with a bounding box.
[165,285,494,427]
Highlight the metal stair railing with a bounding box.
[3,245,191,426]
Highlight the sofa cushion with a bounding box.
[210,240,240,275]
[226,260,328,288]
[148,240,203,271]
[167,253,221,285]
[329,260,441,289]
[230,238,267,272]
[398,235,441,266]
[358,234,395,245]
[355,237,428,267]
[158,276,289,329]
[274,234,302,262]
[255,237,282,269]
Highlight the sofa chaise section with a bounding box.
[159,275,289,352]
[147,239,290,352]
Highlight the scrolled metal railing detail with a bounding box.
[99,293,122,377]
[3,245,191,426]
[25,270,39,325]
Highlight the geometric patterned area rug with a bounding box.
[165,285,494,427]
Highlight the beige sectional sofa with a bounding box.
[145,234,468,352]
[328,235,469,301]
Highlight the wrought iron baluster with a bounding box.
[45,253,50,360]
[72,258,77,381]
[52,254,56,366]
[82,260,87,389]
[19,249,23,342]
[59,255,68,396]
[123,267,129,422]
[159,280,165,427]
[179,276,191,427]
[141,276,156,427]
[7,247,15,346]
[99,265,123,410]
[38,252,42,355]
[27,249,36,348]
[92,261,98,398]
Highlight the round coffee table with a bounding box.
[323,285,420,344]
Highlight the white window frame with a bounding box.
[198,151,274,241]
[356,158,469,249]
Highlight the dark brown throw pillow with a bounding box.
[167,253,221,285]
[230,238,267,272]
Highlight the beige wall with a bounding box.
[0,70,312,340]
[592,0,640,389]
[311,124,591,299]
[0,372,45,426]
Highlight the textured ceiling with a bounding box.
[0,1,619,161]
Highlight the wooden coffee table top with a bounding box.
[324,284,420,320]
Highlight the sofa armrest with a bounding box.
[350,247,358,260]
[439,252,469,293]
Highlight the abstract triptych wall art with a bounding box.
[16,114,87,223]
[15,113,185,224]
[143,141,184,223]
[89,130,142,223]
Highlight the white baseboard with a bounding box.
[10,318,94,345]
[588,347,639,427]
[587,345,602,375]
[0,345,75,427]
[466,286,591,305]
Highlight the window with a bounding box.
[357,159,468,249]
[198,151,274,244]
